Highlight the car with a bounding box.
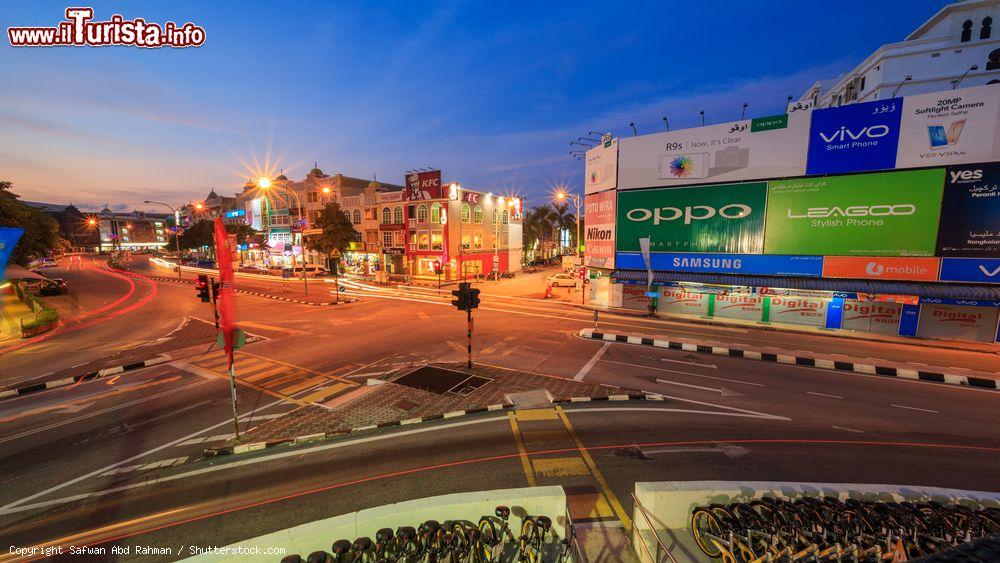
[289,264,329,277]
[35,278,68,296]
[546,273,577,287]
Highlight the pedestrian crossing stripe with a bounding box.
[299,382,350,404]
[189,351,359,404]
[280,376,327,395]
[242,366,290,382]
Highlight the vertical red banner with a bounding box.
[213,217,237,364]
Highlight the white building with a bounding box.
[793,0,1000,110]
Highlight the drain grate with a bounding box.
[394,365,492,395]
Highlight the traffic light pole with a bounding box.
[467,308,473,369]
[228,356,240,439]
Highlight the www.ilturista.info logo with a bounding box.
[7,8,205,48]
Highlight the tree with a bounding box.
[0,180,63,266]
[306,202,357,258]
[550,202,577,254]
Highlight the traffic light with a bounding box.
[433,259,442,275]
[211,280,221,302]
[451,283,469,310]
[196,274,211,302]
[467,287,481,309]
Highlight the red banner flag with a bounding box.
[213,217,238,365]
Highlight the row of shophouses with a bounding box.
[186,166,525,281]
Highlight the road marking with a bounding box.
[655,378,724,394]
[890,403,939,414]
[299,383,351,404]
[531,457,590,477]
[175,434,237,447]
[832,425,865,434]
[555,406,632,530]
[806,391,844,399]
[641,444,748,460]
[100,457,189,476]
[574,342,610,381]
[600,358,764,387]
[507,412,536,487]
[174,362,311,408]
[516,408,560,421]
[658,357,717,369]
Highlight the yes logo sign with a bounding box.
[806,98,903,175]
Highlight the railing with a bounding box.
[631,492,678,563]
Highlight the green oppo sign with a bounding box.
[616,182,767,253]
[763,168,945,256]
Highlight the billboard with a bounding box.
[657,288,710,316]
[763,169,945,257]
[917,303,1000,342]
[806,98,902,175]
[768,296,828,328]
[841,300,902,335]
[585,138,618,194]
[615,252,824,277]
[897,85,1000,169]
[714,293,764,321]
[939,257,1000,284]
[616,182,767,253]
[936,162,1000,257]
[617,113,808,189]
[822,256,941,282]
[405,170,442,200]
[584,189,616,268]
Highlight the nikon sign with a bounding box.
[616,182,766,253]
[764,168,945,256]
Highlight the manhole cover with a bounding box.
[394,399,420,412]
[394,365,491,395]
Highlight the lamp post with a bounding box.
[953,65,979,89]
[256,177,309,295]
[891,75,912,98]
[144,200,183,279]
[555,189,584,303]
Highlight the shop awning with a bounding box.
[612,269,1000,300]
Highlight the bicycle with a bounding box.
[478,506,516,562]
[516,515,552,563]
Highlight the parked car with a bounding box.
[289,264,330,277]
[38,278,68,296]
[546,273,577,287]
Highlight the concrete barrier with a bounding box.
[631,481,1000,563]
[186,486,567,562]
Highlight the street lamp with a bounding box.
[144,200,183,279]
[953,65,979,89]
[554,189,582,262]
[891,75,912,98]
[255,176,309,294]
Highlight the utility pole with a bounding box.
[451,282,481,369]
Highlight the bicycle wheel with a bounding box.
[518,518,539,563]
[691,507,726,558]
[478,518,501,562]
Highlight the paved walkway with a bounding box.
[0,292,33,344]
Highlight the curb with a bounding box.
[0,354,172,401]
[578,328,999,391]
[203,393,663,457]
[112,266,356,307]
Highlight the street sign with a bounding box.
[217,328,246,349]
[338,286,346,293]
[330,249,342,258]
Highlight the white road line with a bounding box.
[0,405,788,516]
[0,398,286,513]
[659,357,717,369]
[175,434,237,447]
[100,457,188,476]
[890,403,939,414]
[239,413,286,422]
[600,358,764,387]
[832,425,865,434]
[655,378,722,394]
[806,391,844,399]
[574,342,610,381]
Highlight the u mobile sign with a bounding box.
[7,7,206,48]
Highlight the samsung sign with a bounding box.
[806,98,903,175]
[616,252,824,277]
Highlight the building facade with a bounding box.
[95,208,171,252]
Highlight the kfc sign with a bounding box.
[406,170,443,201]
[463,192,480,204]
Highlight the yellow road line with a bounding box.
[279,376,327,395]
[555,406,632,530]
[243,366,291,382]
[515,408,560,421]
[508,412,537,487]
[196,366,308,407]
[299,382,351,404]
[530,457,590,477]
[259,372,305,387]
[237,351,353,383]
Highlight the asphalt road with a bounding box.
[1,256,998,560]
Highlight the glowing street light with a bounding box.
[194,202,205,211]
[552,188,582,261]
[257,176,272,190]
[321,186,331,194]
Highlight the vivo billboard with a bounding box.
[806,98,902,175]
[617,114,808,190]
[896,84,1000,169]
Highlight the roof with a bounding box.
[612,269,1000,300]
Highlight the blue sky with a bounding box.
[0,0,945,211]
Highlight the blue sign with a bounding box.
[0,227,25,278]
[644,291,659,298]
[225,209,245,218]
[939,258,1000,284]
[615,252,824,277]
[806,98,902,175]
[936,163,1000,257]
[919,296,1000,307]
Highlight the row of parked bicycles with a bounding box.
[281,506,572,563]
[690,497,1000,562]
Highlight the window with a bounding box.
[352,231,363,242]
[430,203,442,224]
[493,208,500,224]
[461,203,471,223]
[393,206,404,224]
[417,204,428,222]
[381,207,391,224]
[474,205,483,224]
[961,19,973,42]
[382,231,393,248]
[981,17,992,40]
[461,232,471,250]
[431,231,443,251]
[988,48,1000,71]
[474,232,483,249]
[418,231,430,250]
[859,76,865,91]
[502,210,509,225]
[352,209,361,224]
[410,232,417,245]
[393,231,404,246]
[307,191,318,203]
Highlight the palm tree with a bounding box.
[549,202,577,255]
[523,205,555,261]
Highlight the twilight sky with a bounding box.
[1,1,944,212]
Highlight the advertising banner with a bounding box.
[841,300,902,335]
[620,284,651,311]
[763,169,945,256]
[897,84,1000,169]
[768,296,828,328]
[585,138,618,194]
[822,256,941,282]
[657,288,710,316]
[584,189,616,269]
[617,182,767,253]
[714,293,764,321]
[936,162,1000,257]
[939,257,1000,284]
[617,113,808,189]
[405,170,442,201]
[917,303,1000,343]
[615,252,824,277]
[806,98,902,175]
